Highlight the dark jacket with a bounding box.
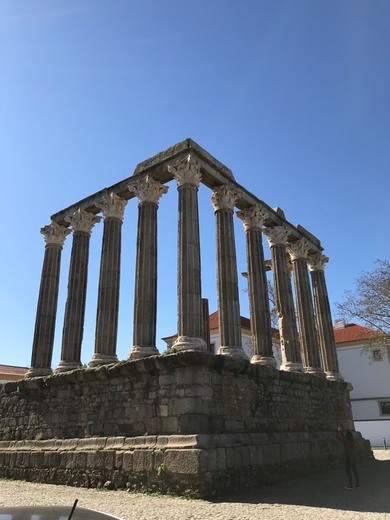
[337,430,356,463]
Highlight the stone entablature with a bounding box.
[50,140,321,244]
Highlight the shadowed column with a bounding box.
[212,185,246,359]
[128,175,168,359]
[27,222,71,377]
[309,253,343,381]
[288,239,324,376]
[169,155,206,352]
[201,298,211,351]
[89,193,127,367]
[264,226,303,371]
[56,209,101,373]
[237,205,276,366]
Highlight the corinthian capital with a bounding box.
[263,226,290,247]
[287,238,311,261]
[236,205,270,231]
[168,154,202,187]
[308,253,329,272]
[128,175,168,205]
[65,208,101,235]
[211,185,238,212]
[96,192,128,221]
[41,221,72,247]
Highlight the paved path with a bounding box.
[1,450,389,519]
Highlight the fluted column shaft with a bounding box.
[237,206,275,366]
[56,209,101,373]
[169,156,206,351]
[128,176,168,359]
[264,227,302,371]
[212,185,246,359]
[309,254,343,381]
[201,298,211,351]
[90,193,127,367]
[288,239,323,376]
[27,223,71,377]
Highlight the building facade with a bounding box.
[334,319,390,447]
[0,365,28,384]
[208,310,283,367]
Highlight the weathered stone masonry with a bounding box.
[1,139,372,496]
[0,352,371,497]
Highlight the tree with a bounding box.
[241,272,279,329]
[267,280,279,329]
[335,259,390,352]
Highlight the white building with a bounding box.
[334,319,390,448]
[0,364,28,384]
[208,311,282,366]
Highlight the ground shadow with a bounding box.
[213,459,390,514]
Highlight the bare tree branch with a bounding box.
[335,259,390,349]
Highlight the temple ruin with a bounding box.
[0,139,372,496]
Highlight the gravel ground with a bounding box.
[1,450,389,520]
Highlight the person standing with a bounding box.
[337,425,360,489]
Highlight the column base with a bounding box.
[25,367,53,378]
[128,345,160,360]
[325,371,344,382]
[89,353,119,367]
[217,345,248,360]
[281,361,303,372]
[251,355,277,367]
[173,336,207,352]
[304,367,326,377]
[54,361,82,373]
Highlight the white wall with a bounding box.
[337,344,390,447]
[338,345,390,399]
[210,331,252,359]
[210,331,281,367]
[354,421,390,448]
[352,399,386,420]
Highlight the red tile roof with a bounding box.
[0,364,28,376]
[210,312,374,347]
[209,311,279,336]
[209,310,251,331]
[333,323,374,345]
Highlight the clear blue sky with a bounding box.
[1,0,389,368]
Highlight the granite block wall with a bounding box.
[0,351,372,496]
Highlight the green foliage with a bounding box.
[161,347,177,356]
[157,462,166,477]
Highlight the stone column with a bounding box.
[27,222,71,377]
[56,209,101,373]
[264,226,302,371]
[168,155,206,352]
[128,175,168,359]
[89,193,127,367]
[201,297,210,351]
[237,205,276,366]
[309,253,343,381]
[288,239,324,376]
[212,185,246,359]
